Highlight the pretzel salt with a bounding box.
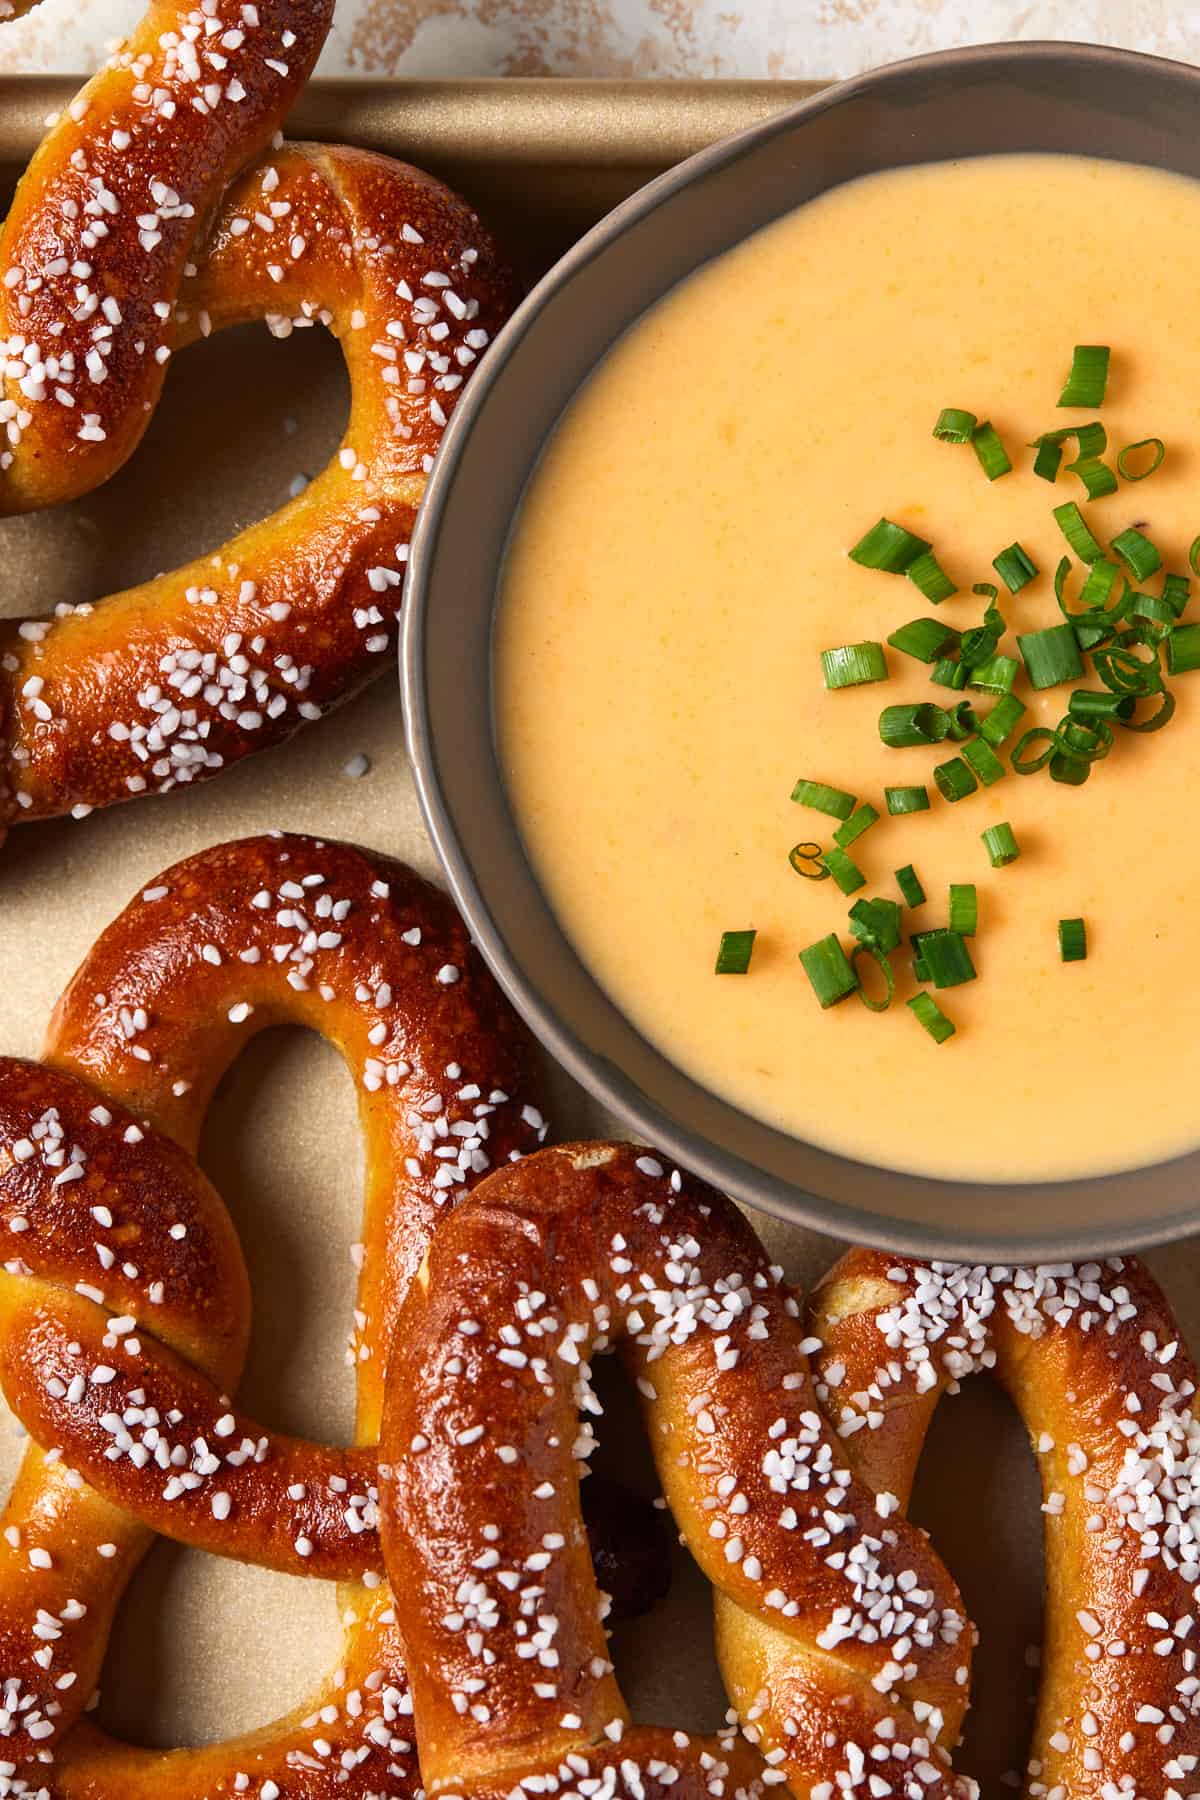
[0,0,514,835]
[0,832,544,1793]
[380,1143,974,1800]
[797,1251,1200,1799]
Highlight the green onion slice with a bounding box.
[1058,917,1088,963]
[1117,438,1165,482]
[971,420,1013,481]
[834,804,880,849]
[1070,455,1119,500]
[1093,641,1163,696]
[933,757,978,803]
[822,642,888,689]
[791,779,856,819]
[1017,622,1085,690]
[848,896,903,955]
[1161,573,1190,619]
[962,737,1006,786]
[820,847,866,895]
[1068,689,1135,723]
[851,944,896,1013]
[933,407,977,443]
[945,700,978,742]
[979,692,1026,746]
[789,842,830,880]
[715,930,756,975]
[799,934,858,1009]
[1166,623,1200,675]
[949,883,978,937]
[912,928,977,988]
[1110,527,1162,583]
[1032,437,1063,483]
[1119,689,1176,734]
[931,658,968,690]
[1011,726,1058,774]
[1053,501,1104,564]
[907,992,956,1044]
[1057,716,1112,763]
[849,518,931,573]
[887,618,961,664]
[895,865,926,908]
[967,655,1020,695]
[1049,751,1090,786]
[885,785,930,815]
[982,822,1020,867]
[879,702,951,748]
[906,549,958,604]
[993,542,1039,593]
[1058,345,1110,409]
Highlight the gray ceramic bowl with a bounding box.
[403,41,1200,1261]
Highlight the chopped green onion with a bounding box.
[1057,716,1112,763]
[1127,591,1176,632]
[933,407,977,443]
[931,657,968,690]
[1032,436,1063,483]
[906,550,958,604]
[887,618,960,663]
[1071,457,1119,500]
[834,804,880,849]
[1094,642,1163,695]
[945,700,978,742]
[879,702,951,747]
[949,883,978,937]
[851,944,896,1013]
[993,542,1039,593]
[791,779,856,819]
[1166,623,1200,675]
[1058,344,1110,409]
[789,842,830,880]
[973,581,1000,601]
[980,693,1027,746]
[1068,689,1135,723]
[1011,726,1058,773]
[981,822,1020,867]
[799,934,858,1009]
[1058,917,1088,963]
[1117,438,1165,482]
[1079,560,1124,613]
[848,897,903,955]
[715,930,756,975]
[912,928,977,988]
[1111,527,1162,582]
[1071,421,1108,460]
[1161,573,1190,619]
[1052,501,1104,564]
[1017,622,1084,690]
[961,737,1006,785]
[1119,689,1176,733]
[849,518,931,573]
[907,992,956,1044]
[1049,751,1090,786]
[822,642,888,689]
[895,865,926,908]
[1073,617,1115,655]
[967,654,1020,695]
[820,847,866,895]
[885,785,930,815]
[971,419,1012,481]
[933,757,978,803]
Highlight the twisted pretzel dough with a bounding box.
[381,1143,974,1800]
[0,0,515,834]
[795,1252,1200,1800]
[0,832,545,1795]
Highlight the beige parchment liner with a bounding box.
[0,77,1191,1791]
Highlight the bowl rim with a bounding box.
[402,37,1200,1262]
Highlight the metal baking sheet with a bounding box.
[0,74,1176,1788]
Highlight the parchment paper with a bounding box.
[0,85,1190,1790]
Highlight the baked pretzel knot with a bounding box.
[0,0,514,835]
[800,1252,1200,1799]
[0,832,547,1794]
[380,1144,975,1800]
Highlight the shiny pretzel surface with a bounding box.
[0,831,546,1795]
[0,0,515,838]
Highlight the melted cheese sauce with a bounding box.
[497,155,1200,1183]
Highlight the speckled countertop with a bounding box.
[0,0,1195,78]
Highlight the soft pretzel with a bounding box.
[794,1251,1200,1799]
[0,832,546,1793]
[0,1,515,836]
[380,1143,976,1800]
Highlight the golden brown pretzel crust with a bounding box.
[0,832,546,1794]
[804,1251,1200,1799]
[0,6,516,835]
[380,1143,973,1800]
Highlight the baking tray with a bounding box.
[0,74,1178,1787]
